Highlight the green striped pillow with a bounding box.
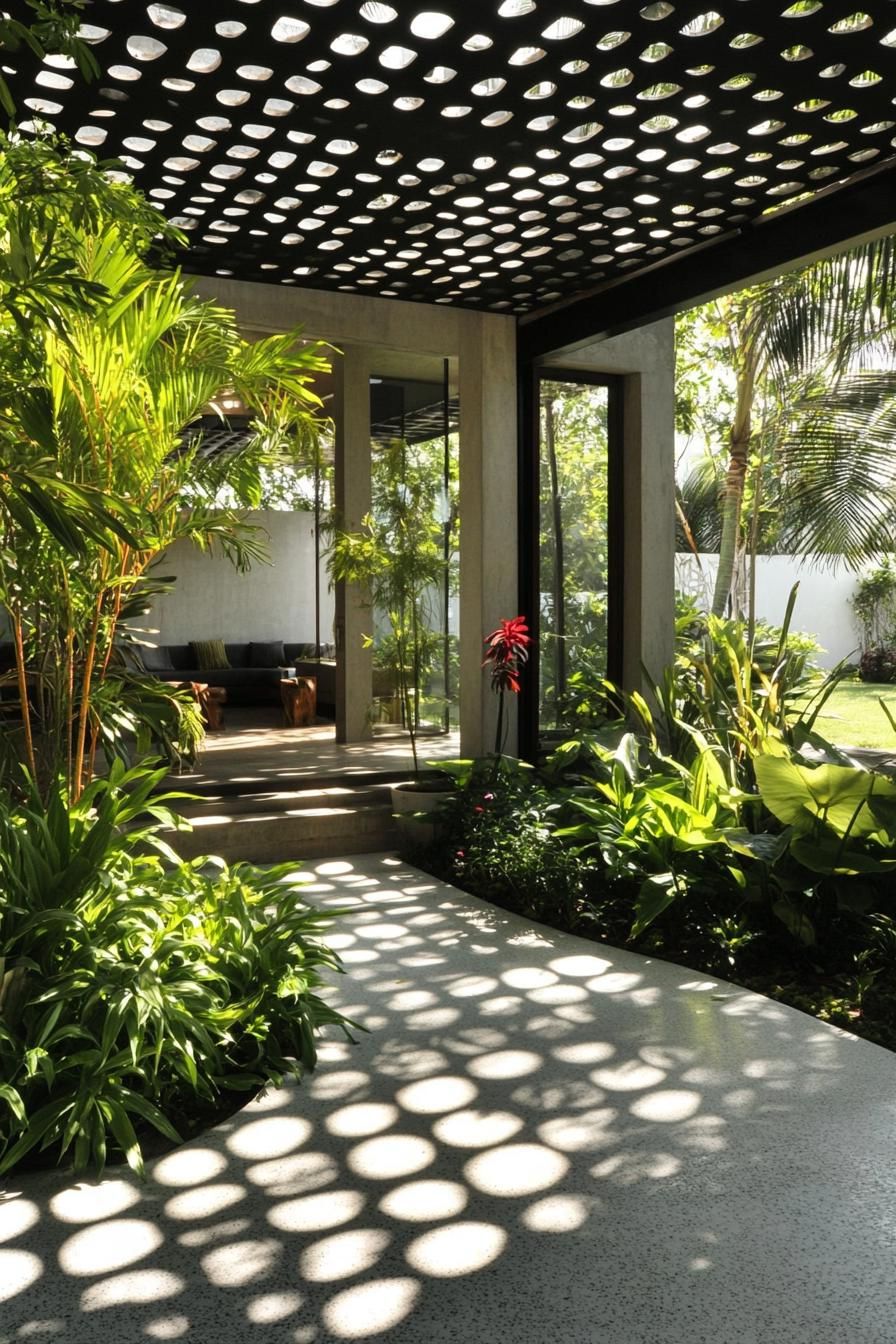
[190,638,230,670]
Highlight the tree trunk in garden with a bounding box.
[545,397,567,703]
[746,437,766,645]
[711,336,761,618]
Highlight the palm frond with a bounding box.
[773,370,896,561]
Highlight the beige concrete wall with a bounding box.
[459,315,519,757]
[543,318,676,691]
[333,344,373,743]
[192,275,491,355]
[196,277,520,756]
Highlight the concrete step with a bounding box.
[168,780,401,864]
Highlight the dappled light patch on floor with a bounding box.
[176,716,461,793]
[2,853,896,1343]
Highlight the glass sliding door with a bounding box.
[536,373,619,744]
[368,368,459,734]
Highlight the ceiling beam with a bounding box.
[518,163,896,362]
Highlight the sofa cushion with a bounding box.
[163,645,191,670]
[249,639,285,668]
[140,643,175,672]
[190,638,230,670]
[224,643,249,667]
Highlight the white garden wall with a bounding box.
[675,554,865,668]
[135,527,868,668]
[134,509,334,648]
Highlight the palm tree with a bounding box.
[0,134,330,796]
[706,236,896,617]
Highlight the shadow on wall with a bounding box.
[1,856,892,1342]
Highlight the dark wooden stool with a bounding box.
[200,684,227,731]
[280,675,316,727]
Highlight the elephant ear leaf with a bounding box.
[772,899,815,946]
[724,828,790,865]
[866,796,896,840]
[755,755,896,839]
[790,833,896,876]
[753,755,817,829]
[790,723,858,768]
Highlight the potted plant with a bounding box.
[391,615,532,849]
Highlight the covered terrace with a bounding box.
[8,0,895,758]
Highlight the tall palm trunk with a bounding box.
[712,335,762,617]
[545,398,566,700]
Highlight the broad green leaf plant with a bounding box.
[0,764,355,1178]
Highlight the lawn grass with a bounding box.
[809,676,896,749]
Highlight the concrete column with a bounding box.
[620,360,676,693]
[333,345,373,742]
[543,318,676,696]
[458,315,519,757]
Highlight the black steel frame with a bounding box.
[518,162,896,360]
[517,360,624,761]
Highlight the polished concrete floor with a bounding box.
[176,710,461,792]
[2,855,895,1343]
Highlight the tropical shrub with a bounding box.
[557,592,825,743]
[852,558,896,653]
[419,636,896,1039]
[431,757,600,934]
[556,731,752,939]
[859,645,896,685]
[0,764,353,1178]
[639,594,842,802]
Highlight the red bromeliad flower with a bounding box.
[484,616,530,664]
[483,616,530,694]
[483,617,531,756]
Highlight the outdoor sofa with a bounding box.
[139,641,336,715]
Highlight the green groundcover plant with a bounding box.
[0,763,354,1178]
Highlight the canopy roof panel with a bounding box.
[9,1,896,313]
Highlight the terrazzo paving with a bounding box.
[2,854,896,1344]
[177,714,461,792]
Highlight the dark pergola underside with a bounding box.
[6,0,896,324]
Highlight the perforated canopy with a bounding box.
[9,1,896,314]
